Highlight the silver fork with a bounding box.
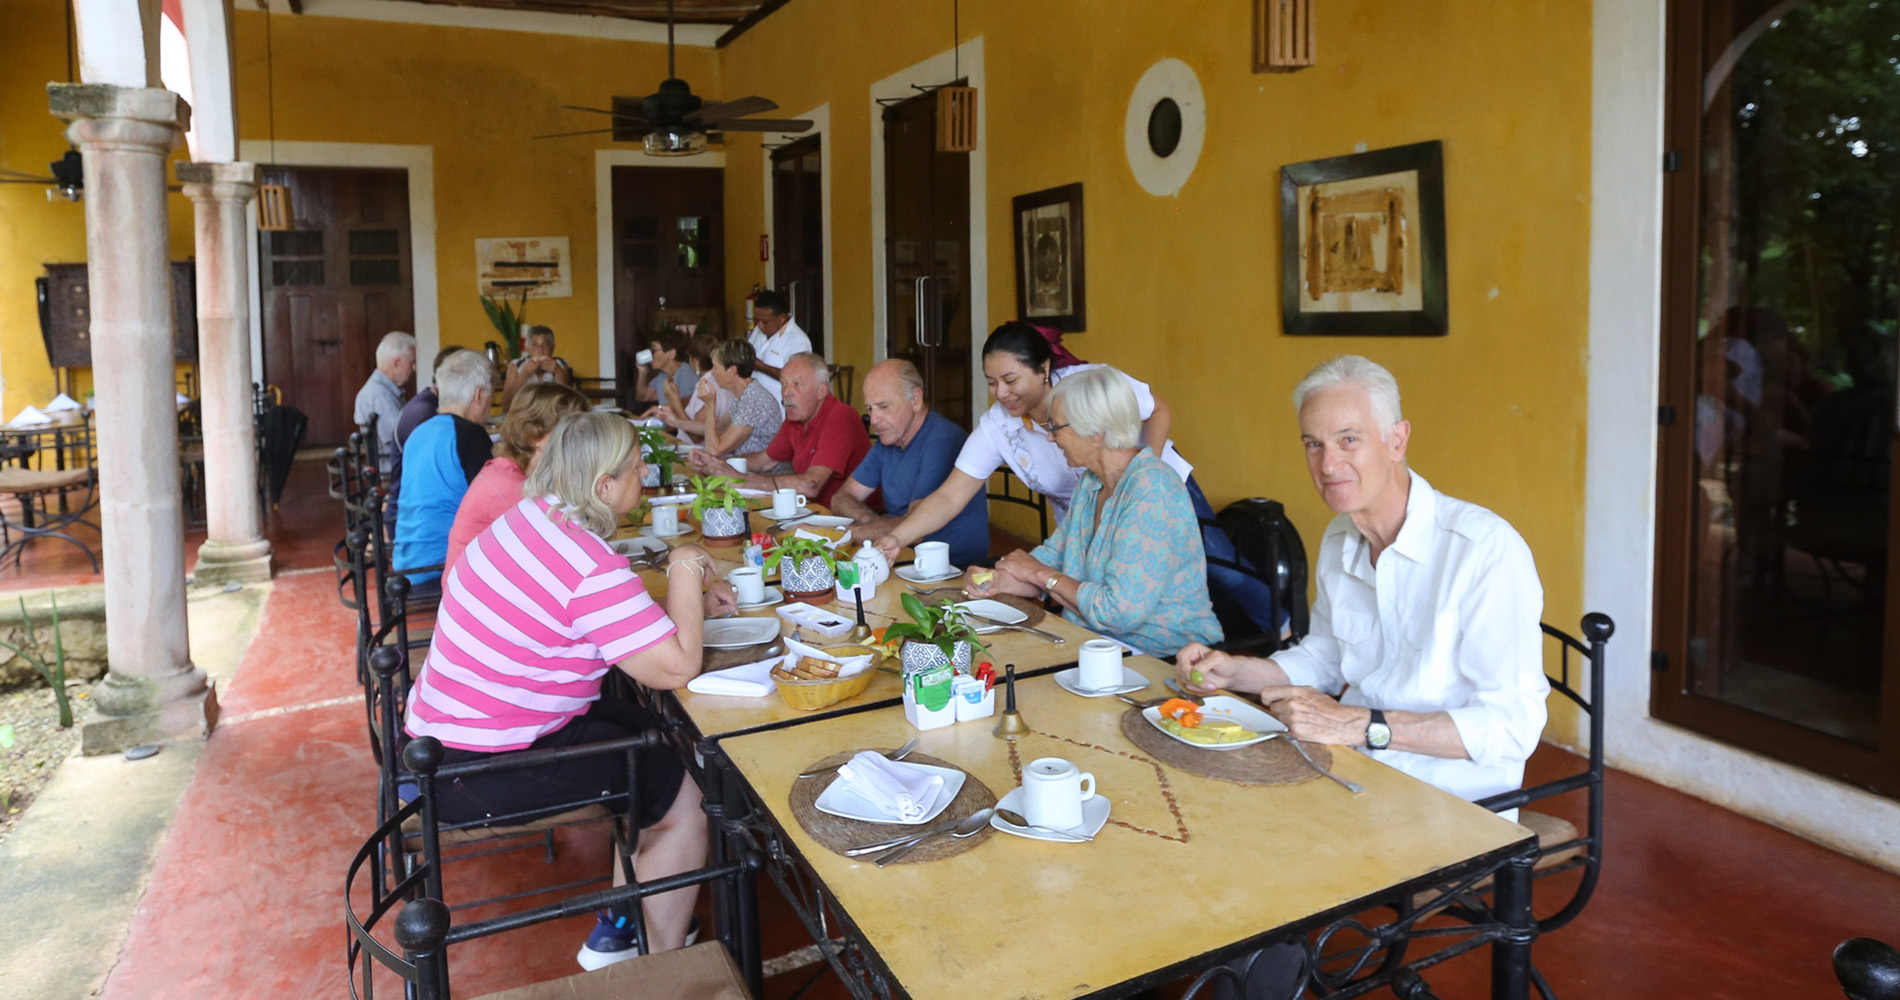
[905,584,965,597]
[1285,737,1365,794]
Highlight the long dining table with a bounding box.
[613,494,1540,1000]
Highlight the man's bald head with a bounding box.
[863,359,928,446]
[781,352,832,424]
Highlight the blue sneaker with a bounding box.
[576,913,698,971]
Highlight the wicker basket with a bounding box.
[775,668,876,711]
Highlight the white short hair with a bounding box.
[1292,355,1404,438]
[786,352,831,390]
[375,331,416,366]
[435,349,494,409]
[1049,366,1141,450]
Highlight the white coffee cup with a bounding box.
[772,488,806,517]
[728,567,766,605]
[726,456,748,473]
[1022,757,1096,831]
[914,540,951,578]
[651,504,680,535]
[1078,639,1124,692]
[636,349,655,366]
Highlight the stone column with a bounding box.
[179,161,272,585]
[49,83,217,754]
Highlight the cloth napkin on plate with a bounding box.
[835,751,945,822]
[45,393,81,412]
[9,406,51,427]
[684,656,780,698]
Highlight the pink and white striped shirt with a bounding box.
[405,495,676,751]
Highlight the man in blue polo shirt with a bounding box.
[832,359,989,567]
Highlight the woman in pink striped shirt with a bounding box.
[406,411,737,969]
[444,381,591,573]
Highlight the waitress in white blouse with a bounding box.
[876,323,1279,634]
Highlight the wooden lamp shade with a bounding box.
[936,85,978,152]
[1254,0,1316,73]
[257,183,293,232]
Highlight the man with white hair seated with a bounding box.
[394,350,495,588]
[354,331,416,473]
[1175,354,1549,998]
[689,351,866,507]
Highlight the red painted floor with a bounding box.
[80,458,1900,999]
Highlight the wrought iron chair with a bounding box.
[986,468,1050,544]
[0,415,99,571]
[347,736,754,1000]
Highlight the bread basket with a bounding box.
[773,642,879,711]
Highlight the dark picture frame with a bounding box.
[1279,140,1448,336]
[1012,182,1087,332]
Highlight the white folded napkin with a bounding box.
[9,406,51,427]
[783,636,872,678]
[835,751,944,822]
[685,656,780,698]
[45,393,80,412]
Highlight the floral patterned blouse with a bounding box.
[1030,448,1223,656]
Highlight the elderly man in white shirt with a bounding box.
[1179,355,1547,1000]
[1179,354,1548,805]
[745,288,811,401]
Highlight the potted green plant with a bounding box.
[637,426,682,491]
[883,592,989,677]
[688,474,749,546]
[478,289,528,360]
[765,535,839,604]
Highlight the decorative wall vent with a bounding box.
[936,85,978,152]
[1255,0,1316,73]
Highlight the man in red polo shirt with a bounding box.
[702,352,867,507]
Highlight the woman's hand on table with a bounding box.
[996,551,1053,588]
[703,580,738,618]
[960,565,997,597]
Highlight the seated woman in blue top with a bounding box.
[962,366,1222,656]
[393,349,495,587]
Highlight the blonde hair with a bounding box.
[497,382,591,469]
[523,412,639,538]
[1049,366,1141,450]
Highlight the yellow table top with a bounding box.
[613,505,1098,740]
[717,656,1534,1000]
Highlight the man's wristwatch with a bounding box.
[1365,709,1392,750]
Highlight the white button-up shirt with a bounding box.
[748,317,812,401]
[1273,470,1548,809]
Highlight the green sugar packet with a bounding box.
[911,664,954,712]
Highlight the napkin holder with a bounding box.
[952,675,995,722]
[903,665,958,731]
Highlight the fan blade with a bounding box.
[0,177,57,184]
[562,104,649,124]
[709,118,814,133]
[694,96,778,123]
[531,127,624,140]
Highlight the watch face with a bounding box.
[1367,722,1393,750]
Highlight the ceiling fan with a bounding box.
[534,0,812,155]
[0,150,85,201]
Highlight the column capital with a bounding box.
[178,160,258,202]
[48,82,190,130]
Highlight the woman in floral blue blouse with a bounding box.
[962,366,1223,656]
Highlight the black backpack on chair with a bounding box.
[1205,498,1310,648]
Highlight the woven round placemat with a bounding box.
[1118,708,1332,786]
[788,751,997,864]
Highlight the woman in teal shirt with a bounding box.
[963,366,1222,656]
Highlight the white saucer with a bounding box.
[895,564,961,585]
[1053,666,1150,698]
[813,762,966,825]
[768,505,814,521]
[989,786,1108,842]
[639,524,691,539]
[735,586,785,610]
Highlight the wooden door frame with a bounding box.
[237,140,438,389]
[594,148,725,382]
[761,103,833,363]
[868,39,986,414]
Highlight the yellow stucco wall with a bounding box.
[717,1,1591,656]
[0,0,197,418]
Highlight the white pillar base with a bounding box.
[192,538,273,585]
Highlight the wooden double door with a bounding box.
[883,89,973,428]
[773,136,825,355]
[257,167,414,447]
[612,165,725,405]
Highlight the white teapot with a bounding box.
[853,540,891,586]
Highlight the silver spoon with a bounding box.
[1116,693,1173,710]
[994,807,1094,842]
[796,737,919,780]
[871,807,997,867]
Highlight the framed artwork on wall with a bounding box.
[1012,182,1086,332]
[1279,140,1447,336]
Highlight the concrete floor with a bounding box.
[2,457,1898,999]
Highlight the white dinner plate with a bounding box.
[1053,666,1150,698]
[734,586,786,611]
[638,525,691,539]
[895,564,961,585]
[813,762,965,826]
[952,599,1026,625]
[703,617,783,649]
[988,786,1108,842]
[1141,695,1286,750]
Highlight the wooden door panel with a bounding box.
[884,91,973,428]
[612,166,725,396]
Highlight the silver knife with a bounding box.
[964,611,1066,644]
[1286,737,1365,794]
[843,815,964,856]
